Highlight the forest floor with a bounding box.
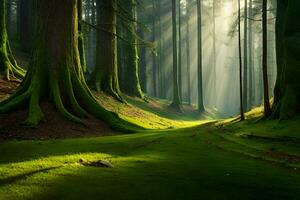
[0,109,299,199]
[0,79,217,140]
[0,80,300,199]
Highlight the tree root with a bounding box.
[0,68,145,132]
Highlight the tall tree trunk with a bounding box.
[262,0,271,117]
[170,0,181,110]
[186,0,191,105]
[90,0,122,101]
[119,0,144,98]
[212,0,217,107]
[272,0,300,119]
[152,0,157,97]
[178,0,182,102]
[273,0,286,117]
[238,0,245,120]
[0,0,25,80]
[157,0,163,98]
[19,0,31,52]
[248,0,254,109]
[5,0,11,35]
[197,0,204,112]
[138,30,147,93]
[0,0,141,132]
[243,0,248,111]
[78,0,87,73]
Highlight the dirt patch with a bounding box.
[0,79,115,141]
[0,78,20,99]
[0,102,115,140]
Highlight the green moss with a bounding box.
[0,117,300,199]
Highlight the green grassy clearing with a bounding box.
[0,114,300,200]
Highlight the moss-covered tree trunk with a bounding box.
[0,0,25,80]
[90,0,122,101]
[119,0,144,98]
[273,0,300,119]
[0,0,142,132]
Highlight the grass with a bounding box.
[94,93,216,130]
[0,114,300,199]
[0,91,300,199]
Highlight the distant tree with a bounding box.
[152,0,157,97]
[243,0,248,111]
[170,0,181,110]
[78,0,87,73]
[238,0,245,120]
[197,0,204,112]
[186,0,191,105]
[178,0,182,101]
[248,0,254,109]
[212,0,217,107]
[118,0,144,98]
[90,0,122,101]
[0,0,25,80]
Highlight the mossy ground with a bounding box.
[0,104,299,200]
[94,92,217,129]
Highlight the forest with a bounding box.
[0,0,300,199]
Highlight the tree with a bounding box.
[197,0,204,112]
[248,0,254,109]
[243,0,248,111]
[212,0,217,107]
[178,0,182,101]
[272,0,300,119]
[0,0,25,80]
[0,0,141,132]
[170,0,181,110]
[152,0,157,97]
[90,0,122,101]
[78,0,87,73]
[186,0,191,105]
[238,0,245,120]
[262,0,271,117]
[118,0,144,98]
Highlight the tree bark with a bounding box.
[262,0,271,117]
[197,0,204,112]
[78,0,87,73]
[90,0,122,101]
[119,0,144,98]
[178,0,182,102]
[273,0,300,119]
[186,0,191,105]
[243,0,248,111]
[238,0,245,120]
[170,0,181,110]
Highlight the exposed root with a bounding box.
[0,68,145,133]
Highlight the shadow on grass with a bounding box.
[0,166,61,186]
[1,127,300,200]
